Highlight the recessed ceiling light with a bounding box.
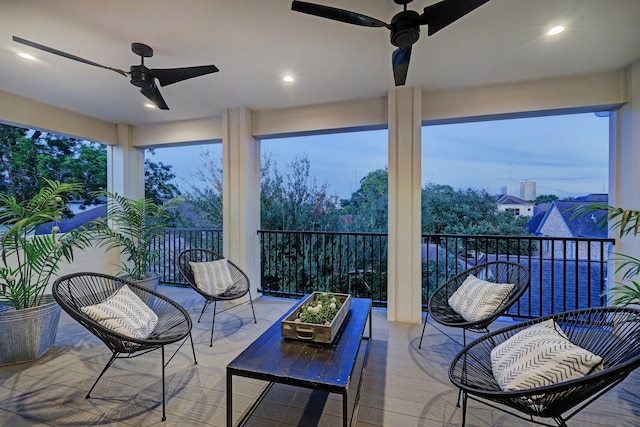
[144,103,156,109]
[18,52,36,60]
[547,25,565,36]
[283,75,294,83]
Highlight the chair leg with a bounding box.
[198,300,211,323]
[460,390,468,427]
[210,300,217,347]
[249,292,257,324]
[189,332,198,365]
[161,346,166,422]
[418,312,428,349]
[86,353,118,399]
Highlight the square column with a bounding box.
[387,87,423,323]
[107,123,144,199]
[222,108,260,297]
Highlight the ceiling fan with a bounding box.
[12,36,219,110]
[291,0,490,86]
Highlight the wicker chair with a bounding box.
[52,272,197,422]
[177,249,256,347]
[419,261,530,349]
[449,306,640,427]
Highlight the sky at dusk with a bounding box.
[149,112,609,200]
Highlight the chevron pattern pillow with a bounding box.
[189,258,235,295]
[448,274,515,322]
[80,285,159,340]
[490,319,603,391]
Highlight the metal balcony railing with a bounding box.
[151,228,222,285]
[154,229,614,318]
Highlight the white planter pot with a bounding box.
[127,273,160,305]
[0,295,61,366]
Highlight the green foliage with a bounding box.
[534,194,559,205]
[347,169,388,232]
[260,152,341,231]
[179,147,224,228]
[90,192,177,281]
[145,150,181,204]
[297,292,343,324]
[0,180,93,309]
[0,125,107,205]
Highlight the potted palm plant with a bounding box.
[91,192,176,293]
[0,179,92,365]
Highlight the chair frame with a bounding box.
[419,261,530,348]
[177,249,257,347]
[449,306,640,427]
[53,272,197,422]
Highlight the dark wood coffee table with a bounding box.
[226,297,372,427]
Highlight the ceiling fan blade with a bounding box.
[140,86,169,110]
[392,46,412,86]
[12,36,128,77]
[291,1,389,28]
[421,0,490,36]
[151,65,219,87]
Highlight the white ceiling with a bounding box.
[1,0,639,126]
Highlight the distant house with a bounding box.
[496,194,535,217]
[524,194,610,260]
[35,204,106,235]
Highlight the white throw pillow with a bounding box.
[448,274,515,322]
[189,258,235,295]
[80,285,158,340]
[491,319,603,391]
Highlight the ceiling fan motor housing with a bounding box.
[129,65,155,89]
[390,10,420,48]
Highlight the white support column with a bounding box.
[222,108,260,298]
[107,123,144,199]
[104,123,145,273]
[611,60,640,292]
[387,87,423,323]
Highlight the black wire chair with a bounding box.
[52,272,197,422]
[177,249,257,347]
[419,261,530,348]
[449,306,640,427]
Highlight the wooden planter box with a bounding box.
[281,292,351,344]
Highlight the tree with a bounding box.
[0,124,107,205]
[534,194,559,205]
[346,168,388,232]
[179,147,224,228]
[260,152,340,231]
[422,184,501,235]
[145,150,181,204]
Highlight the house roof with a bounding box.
[523,211,545,235]
[497,195,531,206]
[1,2,639,127]
[552,200,608,238]
[524,195,610,238]
[35,205,106,235]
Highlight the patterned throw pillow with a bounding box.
[490,319,603,391]
[448,274,515,322]
[189,258,235,295]
[80,285,159,340]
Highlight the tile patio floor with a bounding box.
[1,285,638,426]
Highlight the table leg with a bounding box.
[343,392,349,427]
[226,372,233,427]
